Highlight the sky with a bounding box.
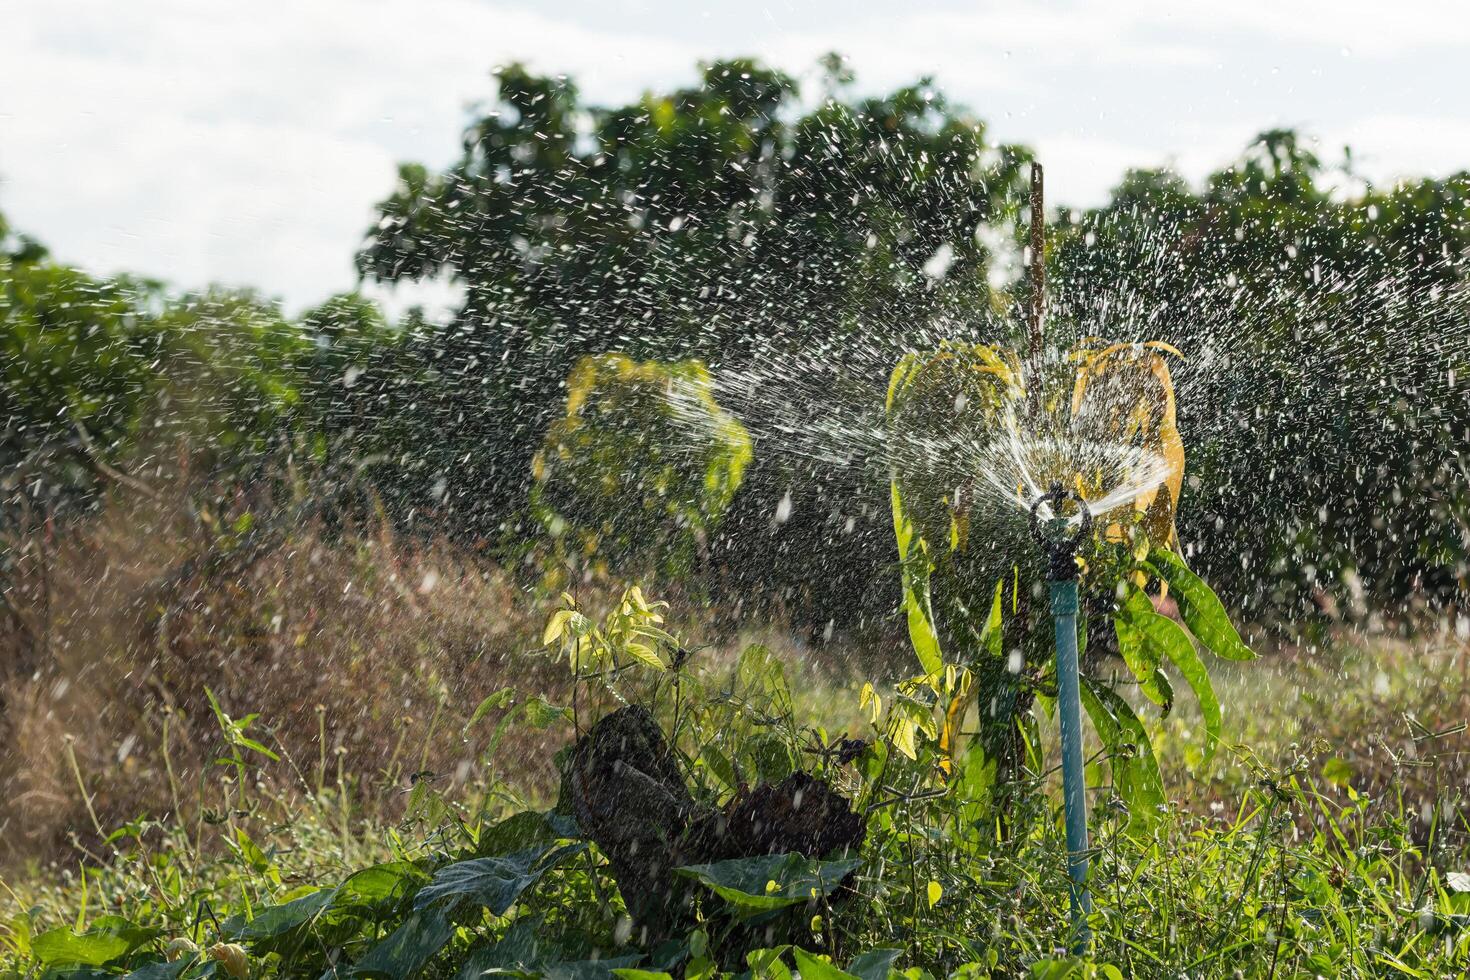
[5,0,1470,314]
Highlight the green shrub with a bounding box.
[530,354,751,580]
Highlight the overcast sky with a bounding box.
[5,0,1470,313]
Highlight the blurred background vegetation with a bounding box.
[3,56,1467,863]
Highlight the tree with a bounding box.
[356,58,1029,617]
[1051,133,1470,622]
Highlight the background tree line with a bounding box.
[4,58,1468,672]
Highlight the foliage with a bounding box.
[1050,131,1470,623]
[531,354,751,580]
[883,339,1253,823]
[352,58,1029,613]
[3,593,1468,978]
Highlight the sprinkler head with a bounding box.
[1029,482,1093,581]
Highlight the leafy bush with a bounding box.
[3,591,1468,978]
[884,339,1253,822]
[531,355,751,580]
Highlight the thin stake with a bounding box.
[1028,161,1045,405]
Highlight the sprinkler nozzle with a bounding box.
[1029,482,1093,581]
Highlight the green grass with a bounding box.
[3,621,1468,979]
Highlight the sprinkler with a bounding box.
[1029,482,1094,950]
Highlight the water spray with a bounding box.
[1028,481,1094,949]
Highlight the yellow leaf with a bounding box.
[889,717,918,760]
[542,609,573,647]
[622,642,665,670]
[927,880,943,908]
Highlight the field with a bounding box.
[2,506,1468,978]
[5,52,1470,980]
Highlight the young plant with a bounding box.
[884,338,1255,829]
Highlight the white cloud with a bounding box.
[3,0,1469,310]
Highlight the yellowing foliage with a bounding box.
[531,353,751,578]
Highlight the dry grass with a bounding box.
[0,477,878,872]
[0,480,566,868]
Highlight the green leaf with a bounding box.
[455,917,544,980]
[612,972,674,980]
[675,853,862,920]
[741,732,798,784]
[521,696,572,729]
[234,828,273,874]
[332,861,430,912]
[1029,959,1086,980]
[413,843,585,915]
[981,579,1004,659]
[1080,678,1165,833]
[121,961,192,980]
[892,481,943,675]
[457,918,642,980]
[1148,548,1256,661]
[1322,756,1354,787]
[622,641,666,670]
[1120,588,1222,760]
[541,959,643,980]
[466,688,517,730]
[1113,617,1167,708]
[847,948,903,980]
[793,948,860,980]
[745,946,793,980]
[222,888,334,942]
[475,810,579,858]
[352,907,455,979]
[32,918,155,968]
[31,929,128,968]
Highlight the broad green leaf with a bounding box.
[476,810,579,858]
[121,961,192,980]
[847,948,903,980]
[892,481,943,675]
[332,861,430,911]
[745,946,793,980]
[352,907,454,979]
[675,853,862,920]
[1120,588,1221,760]
[543,609,574,646]
[1113,617,1167,707]
[455,917,544,980]
[793,948,860,980]
[413,843,585,915]
[1080,678,1165,833]
[1147,548,1255,661]
[222,889,334,942]
[742,732,798,784]
[32,918,155,968]
[457,918,642,980]
[542,958,644,980]
[622,641,666,670]
[234,828,268,870]
[612,971,674,980]
[521,696,572,729]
